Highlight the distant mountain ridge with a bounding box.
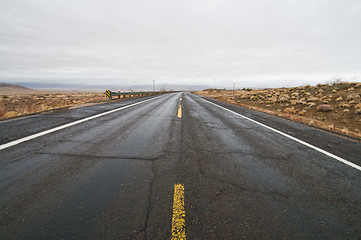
[0,83,31,89]
[2,82,210,91]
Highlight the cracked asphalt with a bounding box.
[1,92,361,239]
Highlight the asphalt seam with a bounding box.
[36,152,160,161]
[184,149,293,159]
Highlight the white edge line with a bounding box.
[195,94,361,172]
[0,95,164,151]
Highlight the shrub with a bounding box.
[242,88,252,91]
[316,104,333,112]
[284,107,296,114]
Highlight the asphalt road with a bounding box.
[1,92,360,239]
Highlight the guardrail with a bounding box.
[105,90,168,100]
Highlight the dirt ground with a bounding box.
[195,82,361,140]
[0,87,107,120]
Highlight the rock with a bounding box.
[250,96,258,101]
[298,110,306,115]
[278,96,289,103]
[40,104,50,111]
[336,96,343,102]
[343,109,350,114]
[307,102,316,107]
[346,94,360,101]
[270,97,277,102]
[339,103,350,108]
[2,111,18,118]
[284,107,296,114]
[356,109,361,115]
[355,103,361,109]
[316,104,333,112]
[291,100,303,105]
[332,89,337,93]
[347,87,355,92]
[307,97,318,102]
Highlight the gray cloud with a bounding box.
[0,0,360,88]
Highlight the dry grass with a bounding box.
[0,90,107,120]
[195,82,361,139]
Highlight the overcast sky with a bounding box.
[0,0,360,89]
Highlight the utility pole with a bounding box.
[233,82,235,94]
[153,80,155,92]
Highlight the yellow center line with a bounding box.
[177,105,182,118]
[171,183,186,240]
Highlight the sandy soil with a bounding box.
[0,88,107,120]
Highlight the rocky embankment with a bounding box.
[196,82,361,139]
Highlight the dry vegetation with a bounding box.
[196,82,361,139]
[0,88,107,120]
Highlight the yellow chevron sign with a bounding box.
[105,90,111,98]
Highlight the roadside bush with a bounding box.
[242,88,253,91]
[316,104,333,112]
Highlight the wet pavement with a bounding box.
[1,92,360,239]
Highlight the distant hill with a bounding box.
[0,83,31,89]
[2,82,212,91]
[0,83,38,94]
